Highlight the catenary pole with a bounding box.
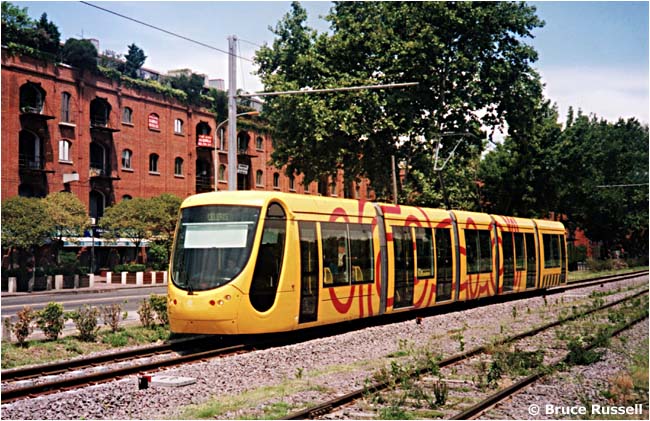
[227,35,238,191]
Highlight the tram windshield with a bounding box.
[171,205,261,292]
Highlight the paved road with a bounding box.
[1,286,167,317]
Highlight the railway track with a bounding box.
[282,286,648,419]
[1,270,645,405]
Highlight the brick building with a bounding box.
[1,50,375,220]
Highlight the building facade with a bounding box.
[1,50,375,220]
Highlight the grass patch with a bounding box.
[568,266,648,283]
[179,381,318,419]
[1,325,171,369]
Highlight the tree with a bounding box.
[124,43,146,78]
[61,38,98,71]
[1,2,33,46]
[34,13,60,56]
[256,2,545,199]
[167,72,205,105]
[149,193,182,256]
[556,115,648,258]
[43,192,89,263]
[1,197,55,291]
[100,198,155,263]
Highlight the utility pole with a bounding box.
[227,35,238,191]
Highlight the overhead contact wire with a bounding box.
[79,1,254,62]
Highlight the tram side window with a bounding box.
[299,222,319,292]
[514,233,525,270]
[465,229,492,274]
[435,228,453,301]
[525,233,537,285]
[415,228,434,278]
[543,234,561,268]
[559,234,566,269]
[349,224,374,284]
[321,222,350,286]
[250,203,286,313]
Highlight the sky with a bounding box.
[13,1,650,125]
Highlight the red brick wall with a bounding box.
[2,50,373,215]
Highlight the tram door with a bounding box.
[393,226,414,309]
[502,232,515,292]
[298,222,319,323]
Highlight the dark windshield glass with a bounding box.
[171,205,261,292]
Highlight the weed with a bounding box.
[137,298,156,328]
[511,306,518,319]
[14,306,36,346]
[432,379,448,406]
[102,331,128,347]
[543,295,548,306]
[69,305,100,342]
[101,303,125,333]
[608,374,634,404]
[566,337,603,365]
[149,294,168,325]
[451,333,465,352]
[36,302,66,341]
[295,367,303,379]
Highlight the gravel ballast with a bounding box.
[1,275,647,420]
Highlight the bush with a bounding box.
[148,242,169,271]
[13,306,36,346]
[113,263,146,273]
[149,294,168,325]
[36,302,66,340]
[70,305,100,341]
[137,299,156,329]
[101,303,126,333]
[58,251,79,276]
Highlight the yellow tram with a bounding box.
[168,191,567,335]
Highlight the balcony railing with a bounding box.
[89,167,106,178]
[18,154,44,170]
[196,175,214,192]
[90,117,108,127]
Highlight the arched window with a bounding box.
[122,149,133,169]
[90,98,111,127]
[174,157,184,176]
[273,172,280,189]
[19,130,41,169]
[20,82,45,113]
[218,164,227,181]
[289,175,295,191]
[61,92,71,122]
[89,190,105,220]
[122,107,133,124]
[122,195,132,201]
[237,131,250,154]
[174,118,184,134]
[256,170,263,186]
[59,139,72,162]
[255,136,264,150]
[149,153,159,173]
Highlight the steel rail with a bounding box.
[1,343,249,403]
[282,288,648,420]
[1,335,210,382]
[2,270,645,404]
[3,270,644,383]
[451,313,649,420]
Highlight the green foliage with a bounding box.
[113,263,146,273]
[149,294,168,325]
[36,302,66,341]
[69,305,100,342]
[13,306,36,346]
[432,380,448,406]
[124,43,146,78]
[137,298,156,329]
[61,38,98,71]
[1,196,54,251]
[257,2,544,199]
[1,3,60,59]
[44,192,89,239]
[167,72,206,105]
[100,197,155,262]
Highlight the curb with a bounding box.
[1,283,167,298]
